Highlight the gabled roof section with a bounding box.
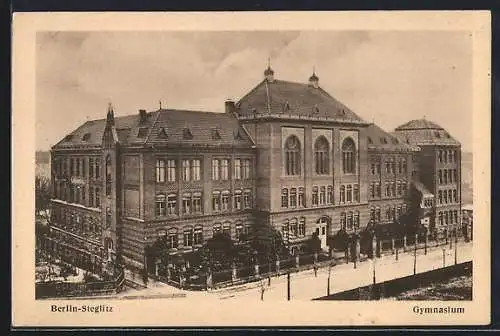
[236,79,368,125]
[53,109,256,150]
[392,119,460,147]
[366,123,419,152]
[395,119,443,131]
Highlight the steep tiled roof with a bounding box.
[236,79,367,124]
[52,109,255,150]
[393,118,460,147]
[366,123,419,152]
[395,119,443,131]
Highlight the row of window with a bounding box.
[370,157,408,175]
[157,222,252,249]
[422,198,434,208]
[281,217,307,240]
[438,189,459,205]
[284,136,357,176]
[369,180,408,199]
[54,157,101,179]
[154,190,253,217]
[155,158,252,183]
[369,204,408,223]
[54,183,101,208]
[340,211,361,231]
[339,184,360,204]
[438,210,460,226]
[51,208,101,237]
[281,187,305,208]
[438,169,458,185]
[438,150,458,164]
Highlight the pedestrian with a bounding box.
[260,282,265,301]
[313,264,318,277]
[268,275,271,286]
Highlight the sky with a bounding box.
[36,30,473,152]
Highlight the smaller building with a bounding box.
[461,204,473,240]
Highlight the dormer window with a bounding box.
[234,129,243,140]
[434,131,441,138]
[313,105,320,114]
[392,138,399,144]
[367,137,373,144]
[158,127,168,139]
[211,128,221,140]
[444,132,451,138]
[283,101,291,112]
[380,137,388,144]
[183,128,193,140]
[82,133,91,141]
[64,134,74,141]
[137,127,148,138]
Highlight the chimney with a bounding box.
[139,109,147,123]
[225,100,236,114]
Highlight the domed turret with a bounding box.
[264,58,275,82]
[309,68,319,88]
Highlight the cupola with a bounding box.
[309,68,319,88]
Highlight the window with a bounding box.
[376,183,381,197]
[156,159,166,183]
[81,185,86,205]
[376,162,381,174]
[89,186,94,207]
[448,151,453,163]
[281,221,289,242]
[213,223,221,236]
[353,184,359,202]
[398,160,402,174]
[76,158,80,176]
[182,193,191,214]
[182,160,191,181]
[319,186,326,205]
[298,218,305,237]
[281,188,289,208]
[453,189,458,203]
[221,159,229,180]
[453,169,457,183]
[397,181,402,196]
[234,190,242,210]
[105,155,112,196]
[222,222,231,237]
[95,158,100,179]
[438,170,443,184]
[290,218,298,237]
[391,182,396,198]
[438,151,443,163]
[212,191,221,212]
[448,190,453,204]
[243,190,252,209]
[193,192,202,213]
[211,128,221,140]
[183,227,193,247]
[376,207,381,222]
[312,186,319,206]
[137,127,148,138]
[242,159,251,179]
[438,212,443,225]
[346,185,352,202]
[167,194,177,215]
[443,170,448,184]
[89,158,94,177]
[290,188,297,207]
[95,187,100,207]
[106,208,112,229]
[443,150,448,164]
[347,212,353,230]
[438,191,443,204]
[314,136,329,175]
[212,159,220,180]
[221,191,230,211]
[386,207,391,221]
[81,158,86,177]
[386,160,391,174]
[235,222,244,241]
[370,183,375,198]
[444,190,448,204]
[70,158,74,176]
[183,128,193,140]
[167,160,176,182]
[340,212,346,230]
[327,186,333,204]
[371,163,376,175]
[370,208,376,221]
[285,136,301,175]
[454,210,458,224]
[156,193,167,216]
[167,228,178,249]
[402,158,407,173]
[234,159,241,179]
[354,211,360,229]
[445,211,449,225]
[298,187,305,207]
[342,138,356,174]
[340,185,345,203]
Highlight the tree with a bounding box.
[304,231,322,255]
[192,233,237,273]
[251,224,290,263]
[35,175,52,223]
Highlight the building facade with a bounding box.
[45,65,462,273]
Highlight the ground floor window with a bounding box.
[194,226,203,245]
[183,227,193,247]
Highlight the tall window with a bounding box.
[319,186,326,205]
[448,151,453,163]
[391,182,396,198]
[398,159,402,174]
[167,228,178,249]
[298,218,306,237]
[438,190,443,204]
[89,158,94,178]
[281,188,289,208]
[391,159,397,175]
[212,191,221,211]
[95,187,100,207]
[281,221,289,242]
[443,170,448,184]
[386,160,391,174]
[290,218,298,237]
[340,212,346,230]
[156,159,166,183]
[312,186,319,206]
[298,187,305,207]
[370,207,376,221]
[342,138,356,174]
[438,151,443,163]
[183,227,193,247]
[346,185,352,202]
[285,135,301,175]
[438,211,443,225]
[213,223,221,236]
[340,185,345,203]
[353,184,359,202]
[243,190,252,209]
[314,136,329,175]
[234,159,241,179]
[453,189,458,203]
[222,222,231,236]
[327,186,333,204]
[347,212,353,230]
[192,192,202,212]
[95,158,100,179]
[397,181,402,196]
[156,193,166,216]
[221,191,230,211]
[370,183,375,199]
[194,226,203,245]
[221,159,229,180]
[234,190,242,210]
[402,158,407,173]
[182,160,191,181]
[70,158,75,176]
[235,222,243,241]
[167,159,176,182]
[371,163,376,175]
[376,182,381,197]
[167,194,177,215]
[448,190,453,204]
[81,158,86,177]
[444,151,448,164]
[444,190,448,204]
[376,207,381,222]
[354,211,360,229]
[76,158,80,176]
[89,186,94,207]
[182,193,191,214]
[242,159,251,179]
[454,210,458,224]
[212,159,220,180]
[438,170,443,184]
[105,155,112,196]
[290,188,297,207]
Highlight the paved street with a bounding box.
[114,241,472,301]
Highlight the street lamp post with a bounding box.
[413,233,417,275]
[327,263,332,296]
[372,257,376,285]
[454,238,458,265]
[442,248,446,268]
[287,271,291,301]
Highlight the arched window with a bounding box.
[439,211,443,225]
[314,136,329,175]
[105,155,112,196]
[342,138,356,174]
[285,135,301,175]
[155,193,167,217]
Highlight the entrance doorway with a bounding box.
[316,217,330,251]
